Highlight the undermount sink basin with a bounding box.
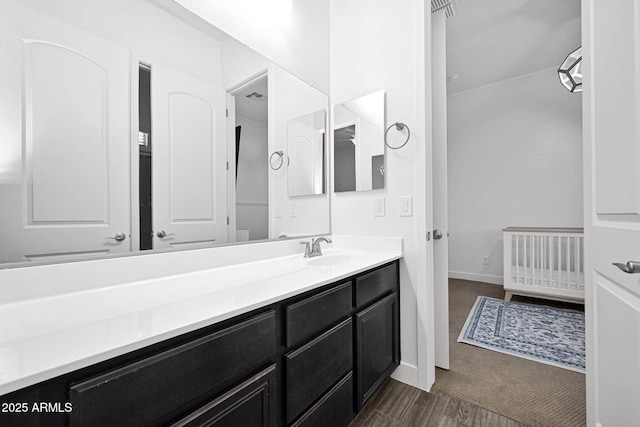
[305,253,355,266]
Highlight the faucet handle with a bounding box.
[299,241,312,257]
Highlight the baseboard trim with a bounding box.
[391,361,420,389]
[449,271,503,286]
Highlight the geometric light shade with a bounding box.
[558,46,583,93]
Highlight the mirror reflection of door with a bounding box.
[151,64,228,250]
[287,110,327,197]
[0,5,131,264]
[229,75,269,242]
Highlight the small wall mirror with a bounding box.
[333,90,385,192]
[287,110,327,196]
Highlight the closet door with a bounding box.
[584,0,640,425]
[152,65,228,250]
[0,1,131,264]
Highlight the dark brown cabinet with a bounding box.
[290,373,354,427]
[69,311,276,427]
[171,365,277,427]
[0,260,400,427]
[285,281,351,347]
[285,318,352,423]
[356,292,399,409]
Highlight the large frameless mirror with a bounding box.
[333,90,385,192]
[0,0,330,268]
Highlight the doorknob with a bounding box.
[433,229,444,240]
[106,232,126,242]
[157,230,176,238]
[613,261,640,274]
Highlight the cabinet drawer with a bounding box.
[355,262,398,308]
[69,311,276,427]
[286,318,352,423]
[286,281,352,347]
[171,365,276,427]
[291,372,353,427]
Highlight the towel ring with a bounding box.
[270,151,285,170]
[384,122,410,150]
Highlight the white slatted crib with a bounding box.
[502,227,585,303]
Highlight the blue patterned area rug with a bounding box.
[458,296,585,373]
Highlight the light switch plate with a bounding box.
[275,203,283,218]
[400,196,413,217]
[374,197,385,217]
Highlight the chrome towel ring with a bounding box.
[269,150,285,170]
[384,122,410,150]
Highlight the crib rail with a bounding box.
[503,227,585,302]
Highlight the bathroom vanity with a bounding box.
[0,243,401,427]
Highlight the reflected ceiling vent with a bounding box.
[245,91,264,100]
[431,0,459,18]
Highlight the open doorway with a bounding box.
[227,73,269,242]
[431,1,585,426]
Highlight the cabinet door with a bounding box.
[171,365,276,427]
[356,292,399,409]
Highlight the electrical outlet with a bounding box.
[289,202,297,218]
[275,203,283,218]
[482,255,489,265]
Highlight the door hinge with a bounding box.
[226,108,228,117]
[226,161,229,170]
[227,216,230,225]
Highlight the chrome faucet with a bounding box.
[300,237,333,258]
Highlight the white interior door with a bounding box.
[152,65,227,250]
[432,9,450,369]
[288,119,324,196]
[0,1,131,264]
[584,1,640,425]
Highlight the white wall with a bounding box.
[173,0,330,94]
[235,116,268,240]
[447,68,583,284]
[330,0,431,389]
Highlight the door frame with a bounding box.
[129,57,150,254]
[226,69,269,243]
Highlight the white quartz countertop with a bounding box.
[0,240,402,396]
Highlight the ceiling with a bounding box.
[235,77,268,124]
[445,0,581,94]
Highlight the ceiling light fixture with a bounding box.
[558,46,582,93]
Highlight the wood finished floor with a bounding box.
[349,379,525,427]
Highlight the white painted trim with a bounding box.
[448,271,503,286]
[581,0,595,425]
[129,54,140,253]
[448,66,558,99]
[416,0,434,392]
[391,361,419,388]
